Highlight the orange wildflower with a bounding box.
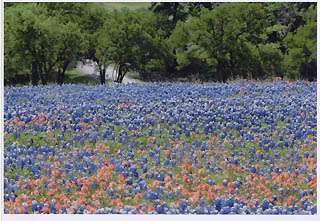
[182,161,192,172]
[183,174,191,184]
[111,198,124,207]
[152,180,161,188]
[117,184,125,193]
[284,195,295,207]
[118,174,126,183]
[135,192,142,201]
[206,190,216,201]
[81,185,89,193]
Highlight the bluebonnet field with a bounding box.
[4,81,317,214]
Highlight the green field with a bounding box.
[101,2,150,10]
[64,69,99,85]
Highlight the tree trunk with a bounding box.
[222,73,227,83]
[39,63,47,85]
[58,70,62,85]
[115,64,126,83]
[119,72,126,83]
[60,69,66,85]
[116,65,121,83]
[100,66,106,85]
[31,61,39,86]
[118,67,122,83]
[96,60,106,85]
[58,61,70,85]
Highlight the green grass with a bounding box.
[126,71,141,80]
[65,68,99,84]
[101,2,150,10]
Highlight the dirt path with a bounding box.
[77,61,142,84]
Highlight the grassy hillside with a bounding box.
[101,2,150,10]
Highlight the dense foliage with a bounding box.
[4,82,316,214]
[4,2,317,85]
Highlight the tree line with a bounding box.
[4,2,317,85]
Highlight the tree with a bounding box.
[169,18,214,80]
[284,5,317,80]
[39,3,89,85]
[4,3,88,85]
[96,9,166,83]
[4,7,27,85]
[256,43,284,79]
[264,2,316,34]
[4,3,62,85]
[150,2,218,37]
[55,22,86,85]
[170,3,270,82]
[283,5,316,80]
[4,2,316,85]
[77,5,109,84]
[150,3,189,38]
